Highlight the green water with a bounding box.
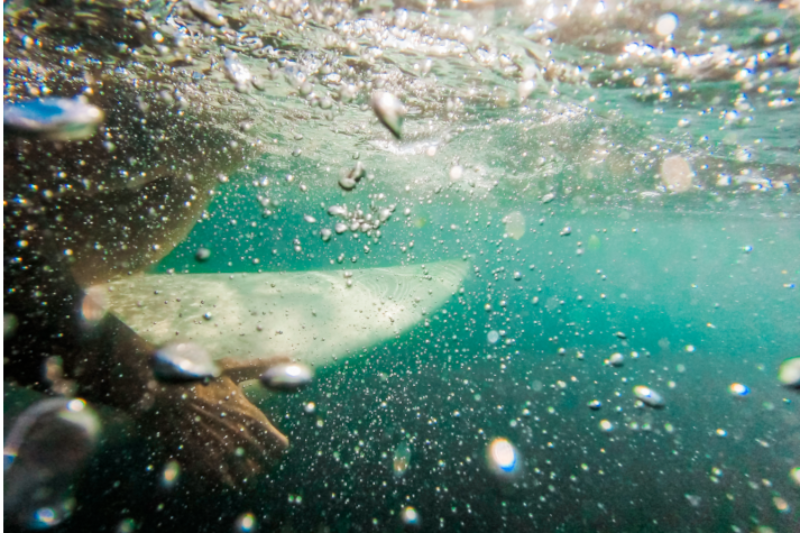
[130,167,800,531]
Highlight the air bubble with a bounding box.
[400,506,420,527]
[4,97,104,141]
[235,512,257,533]
[393,442,412,477]
[655,13,679,36]
[608,353,624,367]
[5,398,100,529]
[633,385,665,408]
[778,357,800,387]
[160,460,181,489]
[486,437,520,477]
[729,383,749,397]
[261,363,314,392]
[151,342,220,382]
[371,91,405,139]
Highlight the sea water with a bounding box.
[4,0,800,531]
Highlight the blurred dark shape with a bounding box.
[4,398,100,529]
[4,313,18,339]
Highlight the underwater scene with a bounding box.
[3,0,800,531]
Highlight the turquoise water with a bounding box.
[4,0,800,531]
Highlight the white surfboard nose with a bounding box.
[90,259,469,368]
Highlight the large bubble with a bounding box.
[151,342,220,383]
[4,398,100,529]
[260,362,314,392]
[3,97,104,141]
[486,437,521,479]
[778,357,800,388]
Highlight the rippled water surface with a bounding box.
[4,0,800,531]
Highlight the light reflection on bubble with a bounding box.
[260,362,314,391]
[778,357,800,387]
[773,496,790,514]
[235,512,257,533]
[401,506,420,526]
[161,460,181,489]
[655,13,679,37]
[33,507,57,527]
[633,385,665,408]
[486,437,519,476]
[66,398,86,412]
[728,383,749,397]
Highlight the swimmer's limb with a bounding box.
[72,311,289,487]
[148,375,289,487]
